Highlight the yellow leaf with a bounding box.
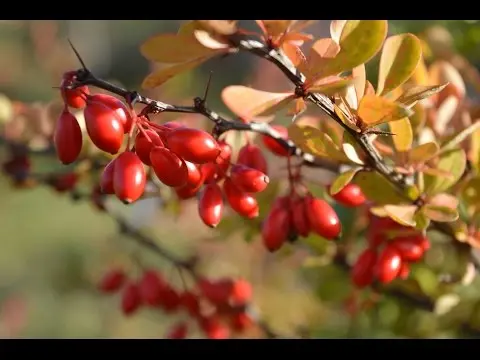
[440,120,480,154]
[333,104,360,132]
[288,124,319,153]
[261,20,294,37]
[352,64,367,103]
[409,103,426,130]
[377,33,423,96]
[329,168,361,195]
[410,56,430,86]
[141,56,212,89]
[408,142,439,164]
[354,171,406,205]
[389,117,413,152]
[342,131,364,165]
[306,76,355,95]
[384,204,418,227]
[461,177,480,209]
[396,84,449,108]
[140,33,215,63]
[422,204,459,222]
[429,193,459,210]
[469,125,480,172]
[315,20,388,79]
[423,148,467,195]
[357,95,414,127]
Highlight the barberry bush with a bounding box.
[2,20,480,338]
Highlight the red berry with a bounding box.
[121,282,142,315]
[113,152,146,204]
[330,183,366,207]
[198,183,224,228]
[175,180,204,200]
[98,269,127,293]
[160,286,181,313]
[200,162,221,183]
[138,270,167,306]
[134,130,164,165]
[391,237,425,262]
[51,173,78,192]
[100,158,116,194]
[61,72,89,109]
[230,279,252,305]
[88,94,133,134]
[215,140,232,171]
[184,161,203,188]
[399,263,410,279]
[150,147,188,187]
[230,164,269,193]
[375,244,402,284]
[237,144,268,175]
[166,322,188,339]
[351,248,377,288]
[199,278,233,305]
[261,125,290,157]
[291,198,310,238]
[305,196,342,240]
[54,109,83,165]
[262,207,290,252]
[223,177,259,218]
[230,311,254,332]
[200,316,230,339]
[180,292,200,317]
[166,127,220,164]
[84,99,125,154]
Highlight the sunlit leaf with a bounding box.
[440,120,480,154]
[408,102,426,130]
[422,204,459,222]
[413,210,431,231]
[194,30,230,49]
[461,177,480,209]
[429,60,466,100]
[469,123,480,172]
[384,204,418,227]
[434,96,459,134]
[281,42,307,67]
[342,131,364,165]
[221,86,295,121]
[410,56,430,86]
[305,135,349,163]
[434,294,461,316]
[306,76,355,95]
[353,171,405,205]
[357,95,414,127]
[329,168,361,195]
[352,64,366,103]
[302,39,340,78]
[287,98,307,116]
[423,148,466,195]
[413,267,438,296]
[377,33,423,96]
[330,20,347,44]
[141,56,213,89]
[140,33,214,63]
[261,20,294,37]
[405,184,421,201]
[315,20,388,79]
[288,124,319,153]
[333,104,359,131]
[396,84,449,108]
[428,193,459,210]
[389,117,413,152]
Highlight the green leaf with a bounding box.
[423,148,466,195]
[396,84,449,108]
[353,171,405,205]
[413,211,431,231]
[413,267,438,297]
[306,76,355,95]
[357,95,414,128]
[389,117,413,152]
[408,142,439,164]
[317,20,388,78]
[462,177,480,209]
[329,168,361,195]
[422,204,459,222]
[377,33,423,96]
[439,120,480,154]
[384,204,418,227]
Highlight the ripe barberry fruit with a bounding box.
[230,164,269,193]
[198,183,224,228]
[166,322,188,339]
[166,128,220,164]
[54,109,83,165]
[88,94,133,134]
[99,269,127,293]
[134,129,164,165]
[121,282,142,315]
[113,152,146,204]
[261,125,290,157]
[61,72,89,109]
[150,147,188,187]
[262,207,290,252]
[375,245,402,284]
[305,196,341,240]
[223,178,259,218]
[330,183,367,207]
[138,270,167,306]
[237,144,268,175]
[351,248,377,288]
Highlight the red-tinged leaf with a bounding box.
[423,148,466,195]
[384,204,418,227]
[407,142,439,164]
[287,98,307,116]
[194,30,230,49]
[255,20,268,37]
[357,95,414,127]
[428,193,459,210]
[429,60,466,100]
[333,104,360,132]
[422,204,459,222]
[389,117,413,152]
[280,32,313,47]
[221,86,295,121]
[329,168,361,195]
[377,34,423,96]
[422,166,455,179]
[342,131,364,165]
[195,20,238,36]
[140,33,215,63]
[261,20,294,37]
[396,84,449,108]
[364,81,375,96]
[352,64,367,103]
[434,96,459,134]
[303,38,340,79]
[141,56,213,89]
[281,42,307,67]
[306,76,355,95]
[290,20,318,33]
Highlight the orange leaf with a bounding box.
[290,20,318,33]
[280,32,313,47]
[261,20,294,37]
[364,81,375,96]
[357,95,413,127]
[222,86,295,122]
[287,98,307,116]
[281,42,307,68]
[194,30,230,50]
[304,39,340,80]
[352,64,367,103]
[306,76,355,95]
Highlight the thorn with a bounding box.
[67,38,88,70]
[202,71,214,103]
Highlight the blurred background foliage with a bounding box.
[0,20,479,338]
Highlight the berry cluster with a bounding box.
[98,267,255,339]
[351,214,431,288]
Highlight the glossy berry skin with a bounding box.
[138,270,167,306]
[291,198,310,237]
[200,317,230,339]
[175,179,204,200]
[88,94,133,134]
[375,245,402,284]
[391,237,425,262]
[134,130,164,165]
[351,248,377,288]
[150,147,188,187]
[184,161,203,187]
[100,158,116,194]
[99,269,126,293]
[305,196,341,240]
[84,100,125,155]
[223,178,259,218]
[230,312,254,332]
[54,109,83,165]
[166,322,188,339]
[261,125,290,157]
[113,152,146,204]
[61,72,89,109]
[215,140,232,169]
[331,183,367,207]
[230,164,269,193]
[121,282,142,316]
[230,279,252,305]
[399,263,410,279]
[198,183,224,228]
[166,128,220,164]
[262,207,290,252]
[237,144,268,175]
